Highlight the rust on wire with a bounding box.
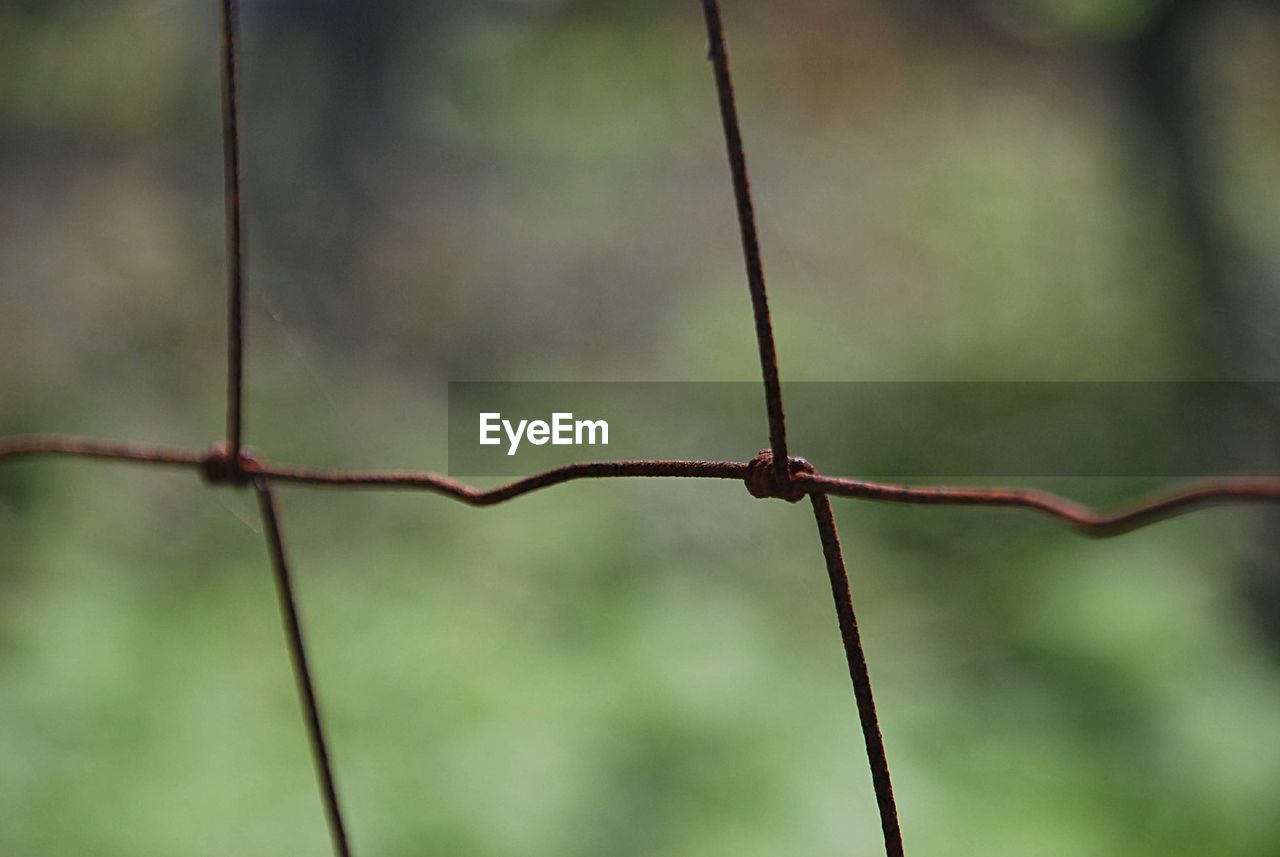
[811,493,904,857]
[2,435,1279,532]
[221,0,246,462]
[689,1,909,815]
[253,457,748,503]
[255,482,354,857]
[0,435,205,469]
[797,471,1280,538]
[2,1,1280,855]
[744,448,814,502]
[699,0,790,482]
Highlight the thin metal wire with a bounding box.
[240,457,747,502]
[811,493,903,857]
[221,0,246,459]
[0,436,205,469]
[796,471,1280,538]
[255,481,354,857]
[699,0,790,484]
[2,435,1278,532]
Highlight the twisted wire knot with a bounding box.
[200,442,260,486]
[744,449,815,502]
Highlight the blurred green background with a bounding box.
[2,0,1280,854]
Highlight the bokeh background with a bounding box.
[3,1,1280,854]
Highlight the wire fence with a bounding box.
[3,2,1280,855]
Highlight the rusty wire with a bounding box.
[811,492,903,857]
[221,0,246,459]
[4,436,1278,534]
[256,481,353,857]
[3,1,1280,856]
[699,0,790,482]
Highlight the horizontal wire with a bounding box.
[0,435,205,469]
[3,433,1278,533]
[257,459,748,503]
[797,472,1280,537]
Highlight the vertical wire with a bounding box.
[698,0,790,480]
[255,482,355,857]
[698,5,901,849]
[810,493,904,857]
[220,0,246,457]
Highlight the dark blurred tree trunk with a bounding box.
[1119,0,1280,645]
[249,2,446,343]
[1119,0,1247,378]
